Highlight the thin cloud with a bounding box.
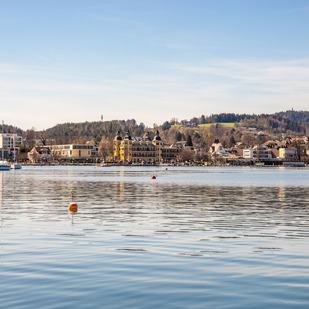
[175,59,309,90]
[1,58,309,130]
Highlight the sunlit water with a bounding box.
[1,166,309,308]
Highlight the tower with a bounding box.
[153,130,163,163]
[113,131,122,162]
[121,130,132,162]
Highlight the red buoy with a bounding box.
[69,203,78,212]
[151,175,156,179]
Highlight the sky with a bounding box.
[1,0,309,130]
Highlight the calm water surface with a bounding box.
[1,166,309,308]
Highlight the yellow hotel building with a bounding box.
[114,130,182,164]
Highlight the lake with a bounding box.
[1,166,309,308]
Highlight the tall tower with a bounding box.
[113,131,122,161]
[153,130,163,163]
[122,130,132,163]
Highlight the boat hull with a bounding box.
[0,165,11,171]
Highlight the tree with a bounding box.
[180,148,194,162]
[162,121,171,131]
[99,137,113,161]
[186,134,193,147]
[229,136,236,147]
[175,131,182,141]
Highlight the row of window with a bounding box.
[162,150,180,153]
[132,154,156,157]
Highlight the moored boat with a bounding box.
[0,160,11,171]
[11,163,22,169]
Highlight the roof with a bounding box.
[31,146,50,154]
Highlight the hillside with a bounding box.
[187,111,309,134]
[42,119,146,144]
[14,110,309,150]
[275,110,309,124]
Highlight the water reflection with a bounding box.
[0,172,3,208]
[1,166,309,308]
[1,168,309,235]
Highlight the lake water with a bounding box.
[1,166,309,308]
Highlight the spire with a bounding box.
[114,130,122,141]
[124,130,132,140]
[153,130,161,141]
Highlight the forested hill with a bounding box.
[23,110,309,145]
[42,119,146,144]
[275,110,309,124]
[190,110,309,126]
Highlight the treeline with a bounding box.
[39,112,308,145]
[42,119,146,144]
[275,110,309,124]
[5,110,309,153]
[181,112,308,134]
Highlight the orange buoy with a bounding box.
[151,175,156,179]
[69,202,78,212]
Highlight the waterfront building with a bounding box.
[48,144,94,160]
[226,148,243,159]
[113,130,182,164]
[28,146,51,163]
[243,146,270,160]
[278,147,298,160]
[0,133,22,159]
[209,141,229,157]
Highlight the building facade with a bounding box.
[0,133,22,159]
[209,141,229,157]
[243,146,270,160]
[113,131,182,164]
[28,146,51,163]
[278,147,298,160]
[48,144,94,160]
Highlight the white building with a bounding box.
[243,146,270,160]
[48,144,94,160]
[209,142,229,157]
[0,133,22,159]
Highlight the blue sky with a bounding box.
[1,0,309,130]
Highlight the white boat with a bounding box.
[11,163,22,170]
[0,160,11,171]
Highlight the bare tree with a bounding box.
[99,137,113,161]
[180,148,194,162]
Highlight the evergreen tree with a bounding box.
[186,134,193,147]
[175,131,182,141]
[229,136,236,147]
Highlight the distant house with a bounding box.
[263,140,284,148]
[28,146,51,163]
[48,144,94,160]
[209,142,229,157]
[278,148,298,160]
[226,148,243,159]
[243,146,270,160]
